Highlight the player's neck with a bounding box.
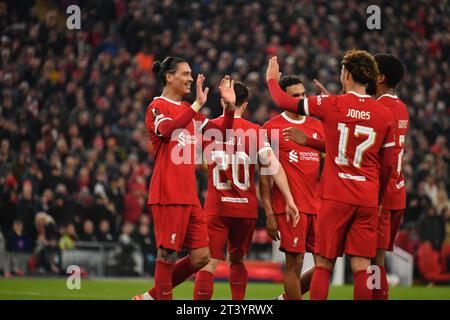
[223,110,243,118]
[284,111,304,121]
[161,88,183,103]
[346,83,367,96]
[376,86,396,99]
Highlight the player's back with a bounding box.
[378,94,409,209]
[203,117,270,219]
[306,91,395,207]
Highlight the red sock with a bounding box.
[194,270,214,300]
[148,256,197,299]
[229,262,248,300]
[154,260,175,300]
[353,270,372,300]
[309,267,331,300]
[372,266,389,300]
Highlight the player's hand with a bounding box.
[195,74,209,106]
[313,79,330,96]
[283,127,308,145]
[285,201,300,227]
[219,75,236,110]
[266,214,280,241]
[266,56,280,82]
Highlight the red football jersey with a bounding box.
[378,94,409,210]
[263,112,324,215]
[145,96,208,205]
[304,91,396,207]
[203,117,271,219]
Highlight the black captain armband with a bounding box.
[297,99,306,116]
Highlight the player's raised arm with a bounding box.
[201,75,235,137]
[266,57,303,114]
[283,127,326,153]
[156,73,208,138]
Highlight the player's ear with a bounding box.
[166,72,174,84]
[377,74,385,84]
[241,101,249,112]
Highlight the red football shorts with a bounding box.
[377,209,405,251]
[206,215,256,260]
[315,199,378,260]
[277,212,316,254]
[149,203,209,252]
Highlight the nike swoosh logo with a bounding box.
[198,292,210,295]
[162,291,172,295]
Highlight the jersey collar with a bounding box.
[377,93,398,100]
[281,112,306,124]
[153,96,182,106]
[348,91,371,98]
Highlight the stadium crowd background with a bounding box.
[0,0,449,280]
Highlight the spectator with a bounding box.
[16,180,39,241]
[97,219,115,243]
[59,223,78,250]
[132,215,156,275]
[4,220,31,277]
[79,219,97,242]
[114,222,141,276]
[416,205,446,251]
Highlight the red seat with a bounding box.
[417,242,450,283]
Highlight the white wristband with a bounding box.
[191,101,202,112]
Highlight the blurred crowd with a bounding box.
[0,0,449,278]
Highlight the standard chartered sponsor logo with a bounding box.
[299,151,320,162]
[289,150,298,163]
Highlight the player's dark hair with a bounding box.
[279,75,303,92]
[374,53,406,89]
[342,50,379,86]
[234,81,249,108]
[152,56,187,86]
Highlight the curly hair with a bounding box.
[342,50,379,86]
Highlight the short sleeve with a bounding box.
[304,95,338,119]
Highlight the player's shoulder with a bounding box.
[263,114,283,128]
[370,99,395,126]
[308,94,339,106]
[148,96,178,114]
[237,117,262,130]
[378,94,409,117]
[211,116,223,125]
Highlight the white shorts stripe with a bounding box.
[338,172,366,181]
